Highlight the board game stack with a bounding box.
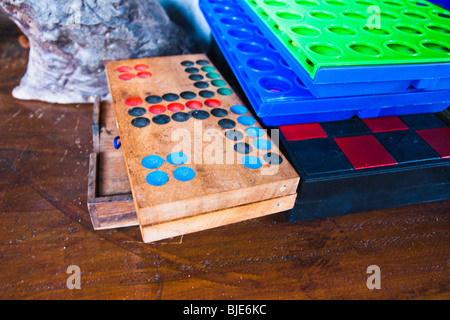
[200,0,450,125]
[87,1,450,241]
[236,0,450,98]
[280,111,450,221]
[198,0,450,221]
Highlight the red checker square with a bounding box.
[334,135,397,170]
[362,116,408,133]
[279,123,327,141]
[416,127,450,159]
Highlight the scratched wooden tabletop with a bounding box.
[0,17,449,300]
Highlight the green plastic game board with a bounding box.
[240,0,450,78]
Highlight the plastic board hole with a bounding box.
[354,0,375,5]
[305,58,315,70]
[380,11,399,20]
[386,41,419,55]
[228,29,253,38]
[276,11,303,20]
[273,24,282,33]
[421,41,450,54]
[426,23,450,34]
[295,0,319,5]
[430,8,450,19]
[220,17,243,25]
[247,58,277,71]
[263,0,288,6]
[327,25,357,35]
[296,77,306,88]
[383,0,405,6]
[394,24,424,35]
[308,43,342,56]
[341,11,367,20]
[325,0,348,6]
[349,43,382,56]
[402,10,429,20]
[213,7,236,15]
[437,12,450,19]
[290,25,321,36]
[259,76,292,92]
[413,1,429,6]
[236,42,264,54]
[288,39,300,49]
[309,11,336,20]
[362,26,391,35]
[258,8,269,18]
[438,13,450,19]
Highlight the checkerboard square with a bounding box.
[398,114,446,130]
[279,123,327,141]
[416,127,450,159]
[334,135,397,170]
[290,138,353,175]
[320,116,371,138]
[362,116,409,133]
[375,130,441,164]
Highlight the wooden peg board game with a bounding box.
[104,54,299,242]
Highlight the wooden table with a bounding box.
[0,25,449,300]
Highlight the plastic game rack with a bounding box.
[233,0,450,98]
[200,0,450,126]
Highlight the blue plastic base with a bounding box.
[234,0,450,98]
[200,0,450,126]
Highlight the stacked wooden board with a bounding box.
[94,54,299,242]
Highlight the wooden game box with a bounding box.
[88,54,300,242]
[87,97,137,230]
[87,98,298,239]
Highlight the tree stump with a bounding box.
[0,0,197,104]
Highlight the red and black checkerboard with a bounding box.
[279,111,450,221]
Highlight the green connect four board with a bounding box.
[240,0,450,78]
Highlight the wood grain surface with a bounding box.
[105,54,299,241]
[0,26,449,300]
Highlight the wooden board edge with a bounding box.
[87,152,138,230]
[140,193,297,243]
[87,153,98,206]
[92,96,101,153]
[88,202,138,230]
[138,177,299,226]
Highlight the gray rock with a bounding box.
[0,0,198,104]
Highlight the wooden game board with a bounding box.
[104,54,299,242]
[87,97,297,240]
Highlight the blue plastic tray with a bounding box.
[216,0,450,98]
[199,0,450,126]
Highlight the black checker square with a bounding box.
[374,130,441,164]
